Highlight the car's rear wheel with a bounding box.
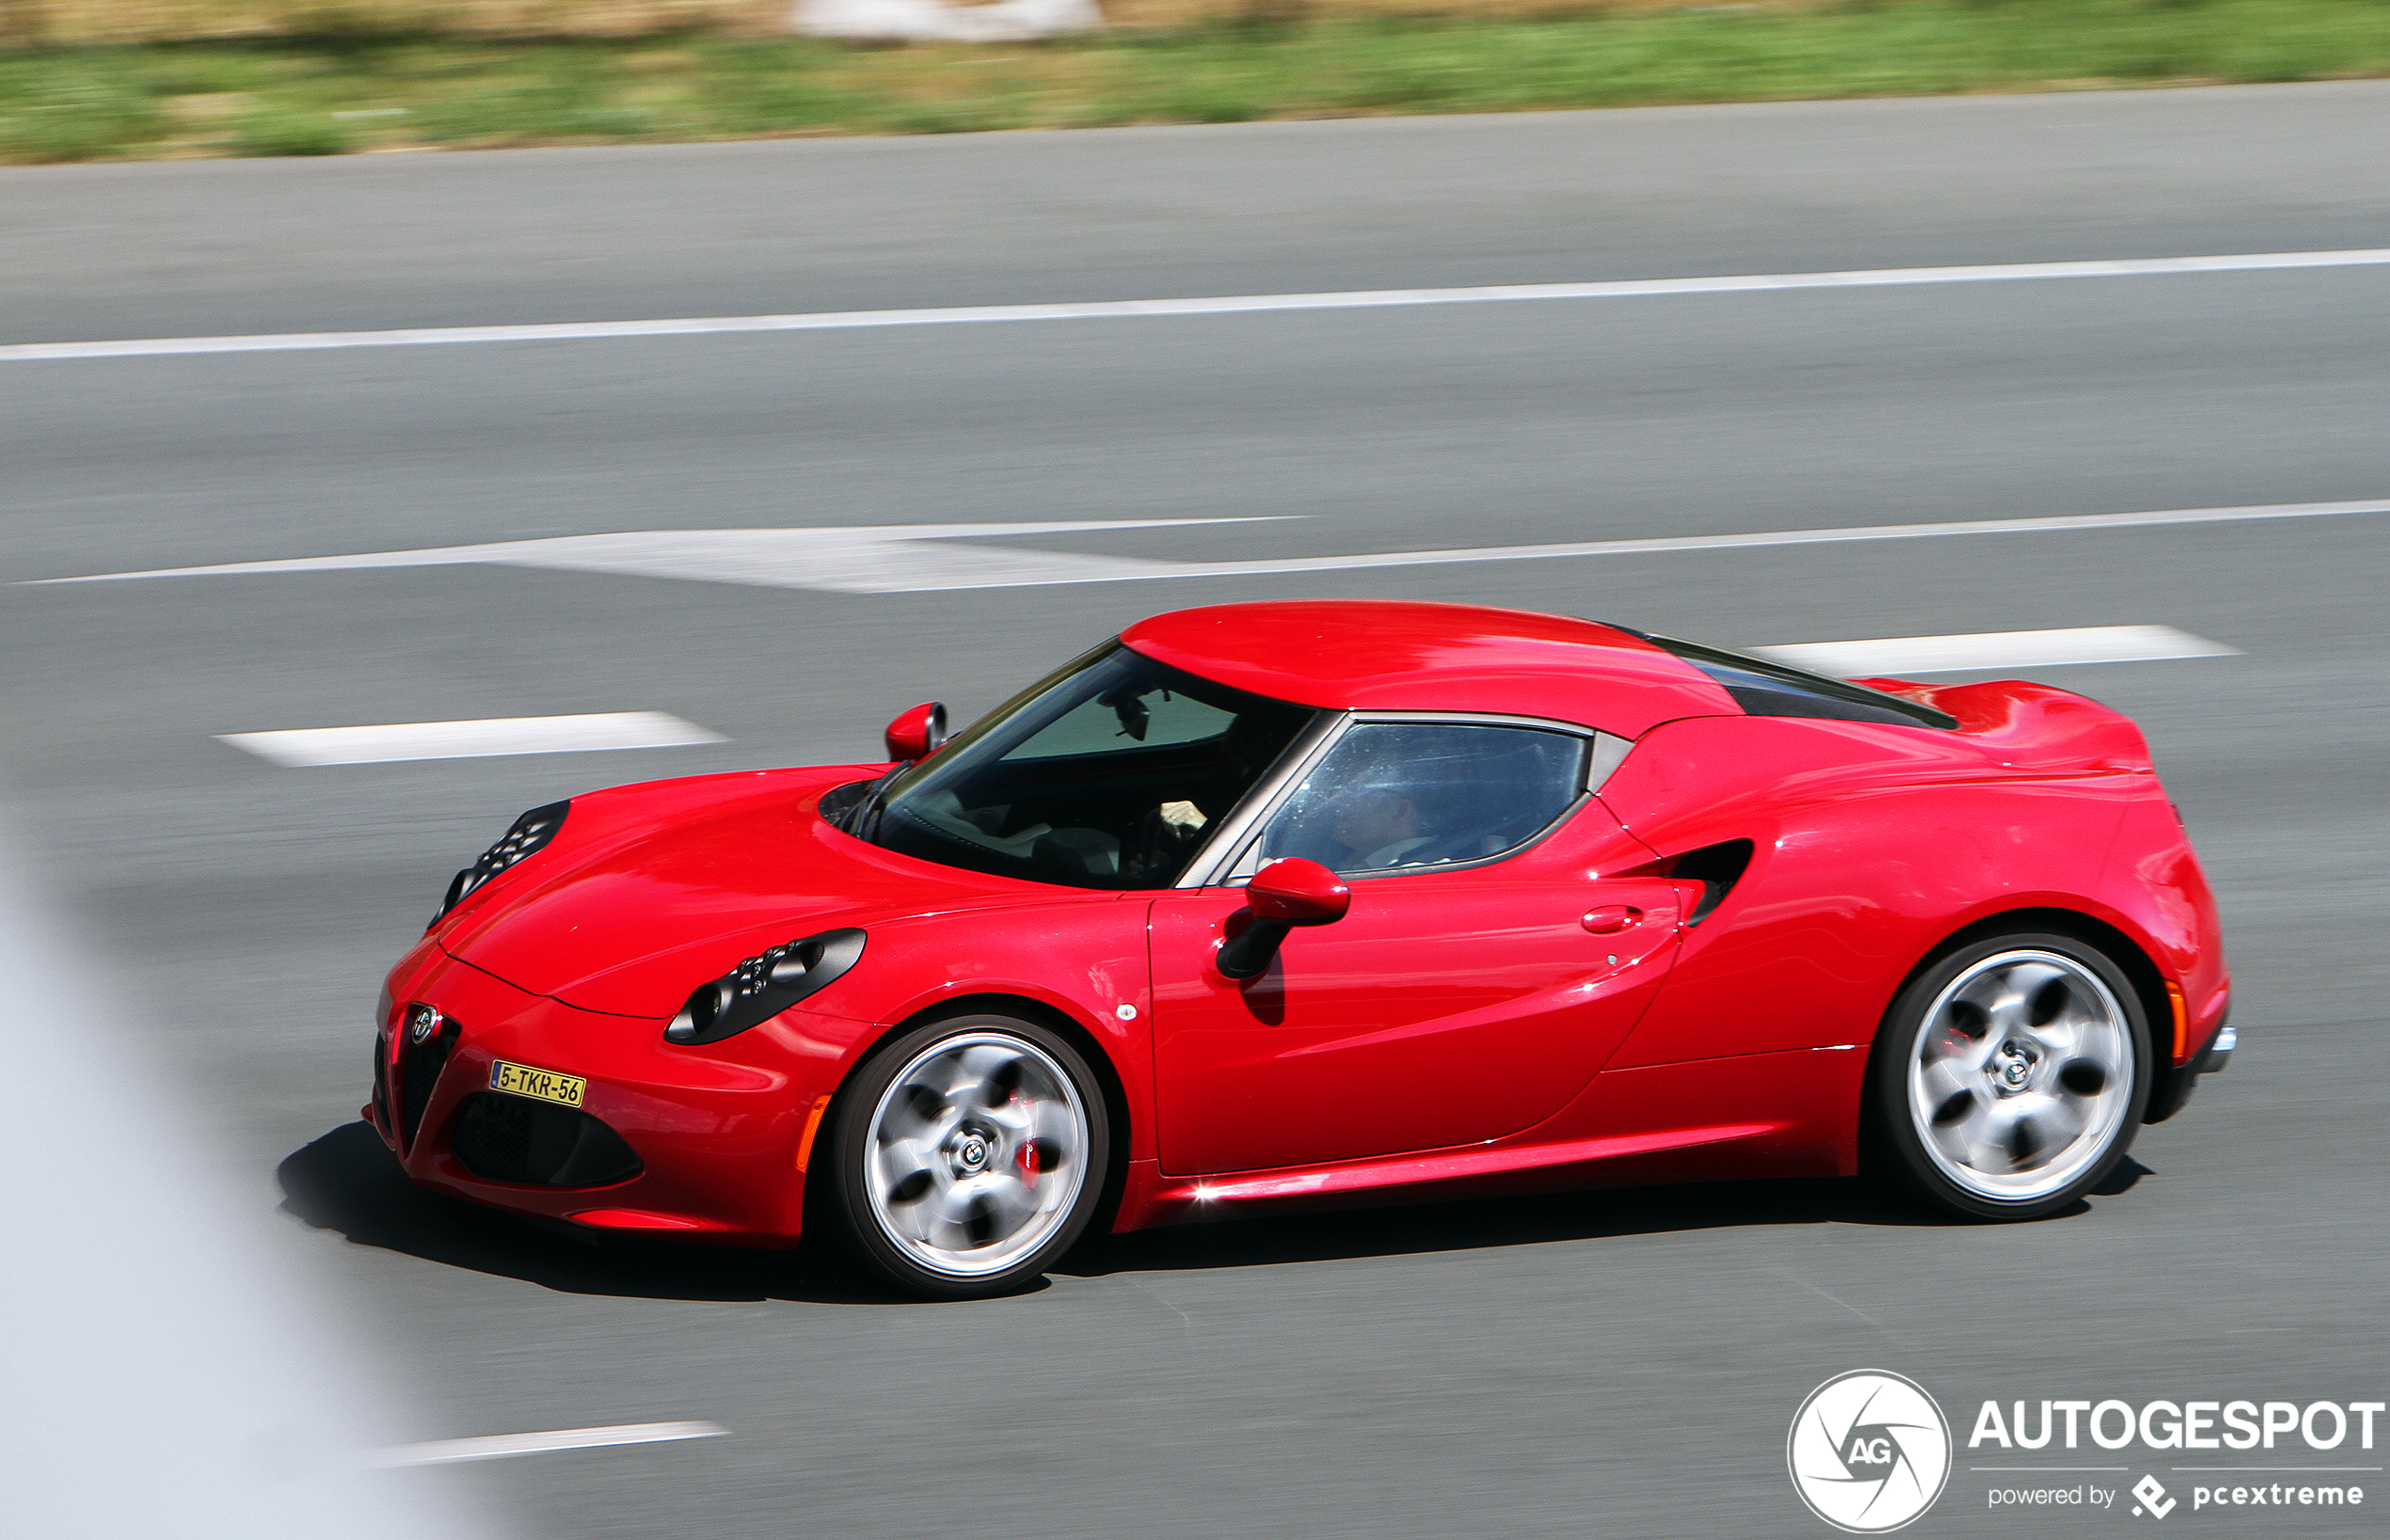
[1872,931,2150,1220]
[822,1013,1109,1299]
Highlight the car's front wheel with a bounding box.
[1872,931,2150,1220]
[821,1013,1110,1299]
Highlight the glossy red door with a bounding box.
[1150,872,1690,1175]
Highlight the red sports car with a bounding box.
[370,600,2233,1297]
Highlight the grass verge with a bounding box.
[6,0,2390,164]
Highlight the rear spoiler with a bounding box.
[1853,676,2156,773]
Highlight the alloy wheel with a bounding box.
[861,1031,1091,1278]
[1904,948,2135,1202]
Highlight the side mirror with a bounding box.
[884,702,948,764]
[1217,858,1349,980]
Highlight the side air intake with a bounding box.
[1668,839,1754,926]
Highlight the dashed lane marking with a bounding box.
[1756,625,2239,675]
[216,711,725,767]
[7,247,2389,362]
[367,1421,727,1468]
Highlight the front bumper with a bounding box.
[369,946,868,1244]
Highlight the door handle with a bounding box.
[1581,905,1642,934]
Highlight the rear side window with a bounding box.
[1622,629,1958,730]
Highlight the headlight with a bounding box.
[430,801,570,928]
[667,929,867,1046]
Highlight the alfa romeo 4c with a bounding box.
[371,601,2232,1297]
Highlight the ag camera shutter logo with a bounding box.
[1789,1370,1952,1532]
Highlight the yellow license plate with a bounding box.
[488,1059,586,1108]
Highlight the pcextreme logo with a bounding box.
[1789,1370,1955,1532]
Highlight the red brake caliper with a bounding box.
[1018,1114,1041,1187]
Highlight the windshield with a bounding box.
[852,643,1320,889]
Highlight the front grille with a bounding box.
[378,1004,461,1152]
[399,1032,453,1148]
[447,1093,643,1188]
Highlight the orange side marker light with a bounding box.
[794,1094,833,1172]
[2164,980,2189,1063]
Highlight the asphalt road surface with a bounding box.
[6,84,2388,1539]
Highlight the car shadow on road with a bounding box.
[275,1120,921,1305]
[280,1120,2149,1304]
[1058,1157,2149,1280]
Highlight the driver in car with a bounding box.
[1325,785,1431,869]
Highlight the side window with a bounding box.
[1258,722,1586,877]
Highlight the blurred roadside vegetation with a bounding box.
[6,0,2390,164]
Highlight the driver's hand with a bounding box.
[1158,800,1208,832]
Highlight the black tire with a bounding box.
[821,1012,1111,1300]
[1870,930,2151,1221]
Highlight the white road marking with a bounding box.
[367,1421,727,1468]
[33,518,1269,593]
[7,247,2389,363]
[216,712,725,767]
[1756,624,2238,675]
[33,499,2390,596]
